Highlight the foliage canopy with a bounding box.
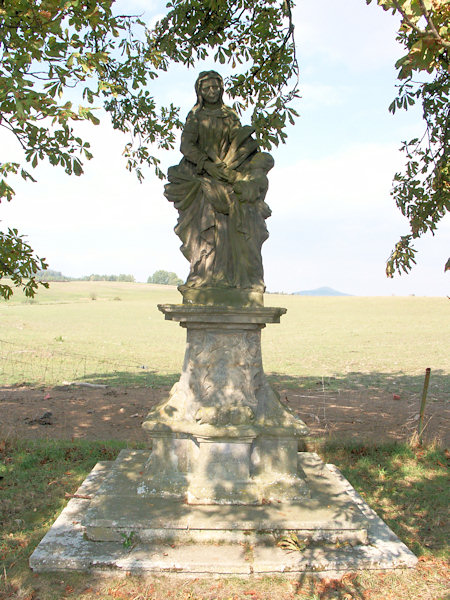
[367,0,449,276]
[0,0,297,299]
[1,0,448,298]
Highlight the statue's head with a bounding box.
[193,70,224,111]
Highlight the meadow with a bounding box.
[1,281,449,400]
[1,281,449,599]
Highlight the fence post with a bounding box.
[418,368,431,444]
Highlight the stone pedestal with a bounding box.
[29,303,418,574]
[141,305,309,504]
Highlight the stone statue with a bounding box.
[164,70,274,307]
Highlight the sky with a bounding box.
[1,0,449,297]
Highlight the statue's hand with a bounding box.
[204,160,231,182]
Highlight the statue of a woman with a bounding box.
[164,70,274,307]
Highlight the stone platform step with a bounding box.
[29,453,417,575]
[82,451,368,545]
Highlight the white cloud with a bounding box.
[263,142,449,296]
[113,0,160,15]
[1,118,184,281]
[294,0,403,71]
[3,125,448,295]
[269,142,402,217]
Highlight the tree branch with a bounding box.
[392,0,450,49]
[0,118,28,150]
[391,0,426,36]
[418,0,450,49]
[241,1,298,92]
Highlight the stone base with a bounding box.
[29,452,417,575]
[82,451,365,544]
[139,435,309,505]
[142,305,309,505]
[178,285,264,307]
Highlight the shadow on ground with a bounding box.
[71,369,449,400]
[1,370,448,445]
[321,441,449,557]
[71,370,180,387]
[291,441,449,598]
[267,370,449,399]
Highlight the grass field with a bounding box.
[1,282,449,597]
[1,281,449,400]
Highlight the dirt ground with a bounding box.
[0,383,448,446]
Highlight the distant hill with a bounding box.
[294,286,351,297]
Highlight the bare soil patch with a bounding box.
[0,384,448,446]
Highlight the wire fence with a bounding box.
[0,338,148,386]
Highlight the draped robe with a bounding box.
[164,104,272,292]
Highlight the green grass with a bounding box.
[0,438,448,599]
[0,282,184,386]
[0,439,139,599]
[319,441,449,559]
[1,282,449,401]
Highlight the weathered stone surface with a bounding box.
[81,451,367,542]
[158,304,286,324]
[144,307,300,435]
[29,453,418,575]
[179,286,264,308]
[141,306,308,504]
[164,71,273,305]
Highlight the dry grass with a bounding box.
[1,284,449,403]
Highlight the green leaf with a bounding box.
[73,159,83,176]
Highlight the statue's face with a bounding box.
[200,78,221,104]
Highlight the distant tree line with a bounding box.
[36,270,136,282]
[36,269,71,282]
[36,270,184,285]
[79,274,136,282]
[147,270,183,286]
